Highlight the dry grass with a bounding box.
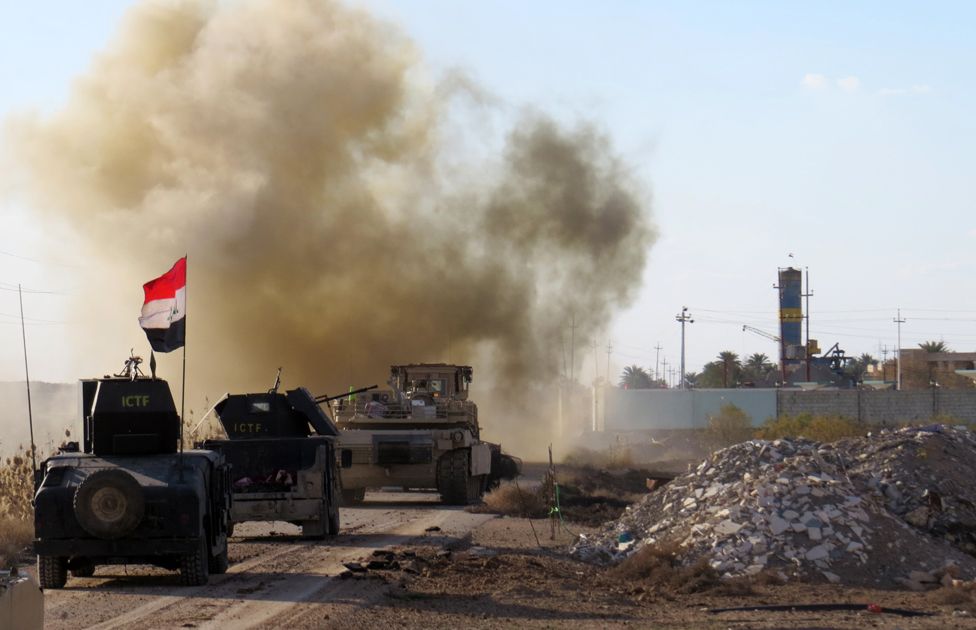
[0,517,32,568]
[0,444,36,568]
[562,446,634,469]
[183,397,227,446]
[473,482,547,518]
[756,413,864,442]
[609,543,757,596]
[0,447,35,522]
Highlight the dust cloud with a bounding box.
[4,0,654,458]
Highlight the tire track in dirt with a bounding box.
[195,510,483,630]
[83,509,411,630]
[42,497,492,630]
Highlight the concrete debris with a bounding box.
[572,424,976,587]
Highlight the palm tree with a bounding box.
[697,351,743,388]
[919,341,949,353]
[718,351,741,388]
[618,365,652,389]
[742,352,774,385]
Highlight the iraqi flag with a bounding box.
[138,257,186,352]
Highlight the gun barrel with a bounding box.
[314,384,378,404]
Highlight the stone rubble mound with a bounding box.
[572,425,976,588]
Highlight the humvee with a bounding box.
[33,365,232,588]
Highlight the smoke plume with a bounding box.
[5,0,654,450]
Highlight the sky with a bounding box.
[2,0,975,385]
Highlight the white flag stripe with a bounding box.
[138,287,186,329]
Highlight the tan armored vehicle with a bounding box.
[332,363,519,505]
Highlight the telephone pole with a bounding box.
[676,307,694,389]
[661,358,669,388]
[654,343,663,382]
[894,309,906,390]
[606,341,613,383]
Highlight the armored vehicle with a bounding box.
[332,364,520,505]
[33,364,232,588]
[200,376,341,538]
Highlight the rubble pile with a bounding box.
[572,425,976,588]
[844,425,976,555]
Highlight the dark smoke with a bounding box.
[4,0,654,452]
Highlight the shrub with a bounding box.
[474,482,547,518]
[0,517,32,568]
[562,446,633,469]
[705,403,753,448]
[756,413,863,442]
[609,543,733,594]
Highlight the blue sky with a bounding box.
[2,1,975,382]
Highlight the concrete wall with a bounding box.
[602,388,776,431]
[779,389,976,424]
[601,387,976,431]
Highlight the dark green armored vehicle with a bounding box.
[33,369,232,588]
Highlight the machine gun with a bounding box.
[313,384,378,405]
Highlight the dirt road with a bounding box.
[38,492,493,629]
[28,488,976,629]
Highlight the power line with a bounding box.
[0,281,65,295]
[0,248,80,269]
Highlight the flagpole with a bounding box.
[180,255,187,479]
[19,285,37,475]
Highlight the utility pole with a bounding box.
[661,358,669,388]
[803,267,813,382]
[19,285,36,474]
[675,307,694,389]
[591,341,599,384]
[654,343,663,382]
[894,309,906,391]
[606,341,613,384]
[881,344,889,382]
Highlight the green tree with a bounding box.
[618,365,653,389]
[742,353,775,384]
[697,351,743,388]
[844,353,877,383]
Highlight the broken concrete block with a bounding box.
[805,545,829,561]
[768,515,789,536]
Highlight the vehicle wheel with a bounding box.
[437,449,479,505]
[73,469,145,539]
[208,543,229,575]
[179,537,209,586]
[341,488,365,505]
[38,555,67,589]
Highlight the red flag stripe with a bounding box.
[142,257,186,304]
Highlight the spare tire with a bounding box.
[73,469,145,539]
